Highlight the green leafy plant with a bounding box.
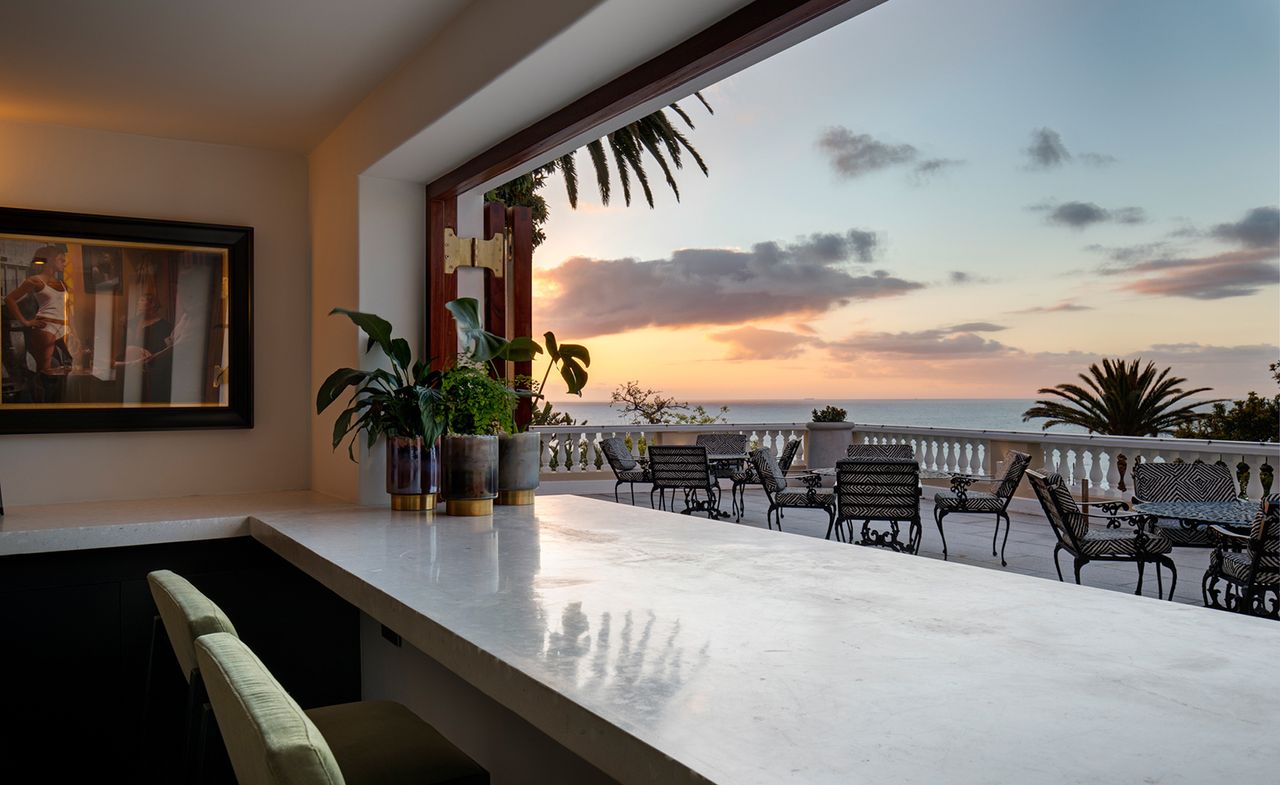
[811,406,847,423]
[440,365,516,436]
[1172,363,1280,442]
[445,297,590,430]
[1022,358,1220,436]
[316,309,443,460]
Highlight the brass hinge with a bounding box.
[443,228,506,277]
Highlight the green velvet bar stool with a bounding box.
[146,570,239,780]
[146,570,486,785]
[197,633,486,785]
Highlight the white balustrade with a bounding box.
[532,422,1280,500]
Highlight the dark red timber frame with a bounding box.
[424,0,859,419]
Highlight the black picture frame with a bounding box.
[0,207,252,433]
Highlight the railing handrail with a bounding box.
[531,422,1278,452]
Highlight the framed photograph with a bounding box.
[0,207,252,433]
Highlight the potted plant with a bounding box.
[806,405,853,477]
[438,363,515,515]
[445,298,590,506]
[316,309,444,511]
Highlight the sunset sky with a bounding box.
[530,0,1280,402]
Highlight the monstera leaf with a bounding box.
[545,331,590,396]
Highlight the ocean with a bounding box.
[545,398,1087,434]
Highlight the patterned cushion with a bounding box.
[616,469,648,482]
[1150,519,1215,546]
[1078,528,1172,556]
[848,443,913,459]
[1133,461,1237,503]
[648,446,714,490]
[731,468,756,484]
[775,490,835,509]
[1028,472,1087,541]
[601,437,638,472]
[750,448,788,494]
[933,491,1004,513]
[995,451,1032,500]
[1218,551,1280,585]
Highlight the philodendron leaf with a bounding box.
[499,336,543,363]
[556,343,590,367]
[559,357,588,396]
[544,331,561,362]
[446,297,510,362]
[316,367,368,413]
[330,308,393,357]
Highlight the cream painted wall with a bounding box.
[0,119,310,506]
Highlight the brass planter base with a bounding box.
[390,493,436,512]
[496,489,536,506]
[445,498,493,517]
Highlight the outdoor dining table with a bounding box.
[1131,499,1257,532]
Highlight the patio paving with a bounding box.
[581,487,1218,607]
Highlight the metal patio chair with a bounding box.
[750,447,835,537]
[600,436,650,505]
[732,437,801,522]
[1132,461,1238,547]
[649,445,722,518]
[1028,470,1176,599]
[835,457,922,553]
[696,432,749,516]
[934,450,1031,566]
[1202,495,1279,618]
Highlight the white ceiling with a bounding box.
[0,0,471,152]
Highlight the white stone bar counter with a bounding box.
[0,490,352,556]
[251,496,1280,785]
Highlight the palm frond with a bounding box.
[557,152,579,208]
[585,140,611,205]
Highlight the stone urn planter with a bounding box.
[440,434,499,516]
[497,431,541,505]
[806,422,854,477]
[386,436,439,511]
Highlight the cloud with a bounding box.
[1025,128,1071,169]
[1079,152,1118,167]
[1024,127,1117,170]
[538,230,924,336]
[1033,200,1147,229]
[846,229,879,262]
[1115,248,1279,299]
[826,323,1013,359]
[709,326,811,360]
[817,127,918,178]
[911,157,964,183]
[946,322,1007,332]
[1010,301,1094,314]
[1211,206,1280,249]
[947,270,987,285]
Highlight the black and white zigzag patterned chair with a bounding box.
[835,457,922,553]
[695,432,748,516]
[847,443,914,459]
[648,445,722,518]
[1202,495,1279,618]
[750,447,835,537]
[1028,470,1177,599]
[731,437,801,522]
[600,437,650,505]
[933,450,1031,566]
[1131,461,1238,547]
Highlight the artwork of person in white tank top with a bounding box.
[4,245,73,400]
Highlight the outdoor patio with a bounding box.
[584,487,1220,607]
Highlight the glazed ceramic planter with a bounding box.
[497,431,541,505]
[386,436,439,511]
[440,434,499,516]
[805,422,854,480]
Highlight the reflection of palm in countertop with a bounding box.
[544,603,710,725]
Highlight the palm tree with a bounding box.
[487,93,713,247]
[1022,358,1221,436]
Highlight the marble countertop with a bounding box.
[250,496,1280,785]
[0,490,352,555]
